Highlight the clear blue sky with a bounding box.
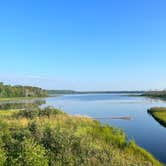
[0,0,166,90]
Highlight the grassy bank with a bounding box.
[148,107,166,128]
[0,107,162,166]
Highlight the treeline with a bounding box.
[47,90,77,95]
[142,90,166,99]
[0,83,48,98]
[47,90,144,95]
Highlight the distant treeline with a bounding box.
[47,90,77,95]
[142,91,166,99]
[47,90,144,95]
[0,82,48,98]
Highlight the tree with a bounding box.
[0,83,48,98]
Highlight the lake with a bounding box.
[1,93,166,164]
[43,94,166,164]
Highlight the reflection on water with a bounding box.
[0,99,45,110]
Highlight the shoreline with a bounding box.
[0,107,163,165]
[148,107,166,128]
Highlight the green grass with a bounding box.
[0,107,163,166]
[148,107,166,128]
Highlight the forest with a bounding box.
[0,83,48,98]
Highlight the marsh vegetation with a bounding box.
[148,107,166,128]
[0,106,162,166]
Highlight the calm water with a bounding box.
[43,94,166,164]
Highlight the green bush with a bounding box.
[15,108,40,119]
[0,138,6,166]
[0,148,6,166]
[39,106,65,117]
[17,139,48,166]
[15,107,65,119]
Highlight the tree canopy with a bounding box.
[0,83,48,98]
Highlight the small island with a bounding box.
[148,107,166,128]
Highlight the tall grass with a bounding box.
[0,107,163,166]
[148,107,166,128]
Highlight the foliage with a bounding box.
[0,107,163,166]
[0,148,6,166]
[0,82,48,98]
[15,106,65,119]
[0,138,6,166]
[143,91,166,99]
[17,139,48,166]
[47,90,77,95]
[148,107,166,127]
[47,90,144,95]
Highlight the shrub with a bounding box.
[39,106,65,117]
[17,139,48,166]
[15,107,65,119]
[0,148,6,166]
[15,108,39,119]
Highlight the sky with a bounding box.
[0,0,166,91]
